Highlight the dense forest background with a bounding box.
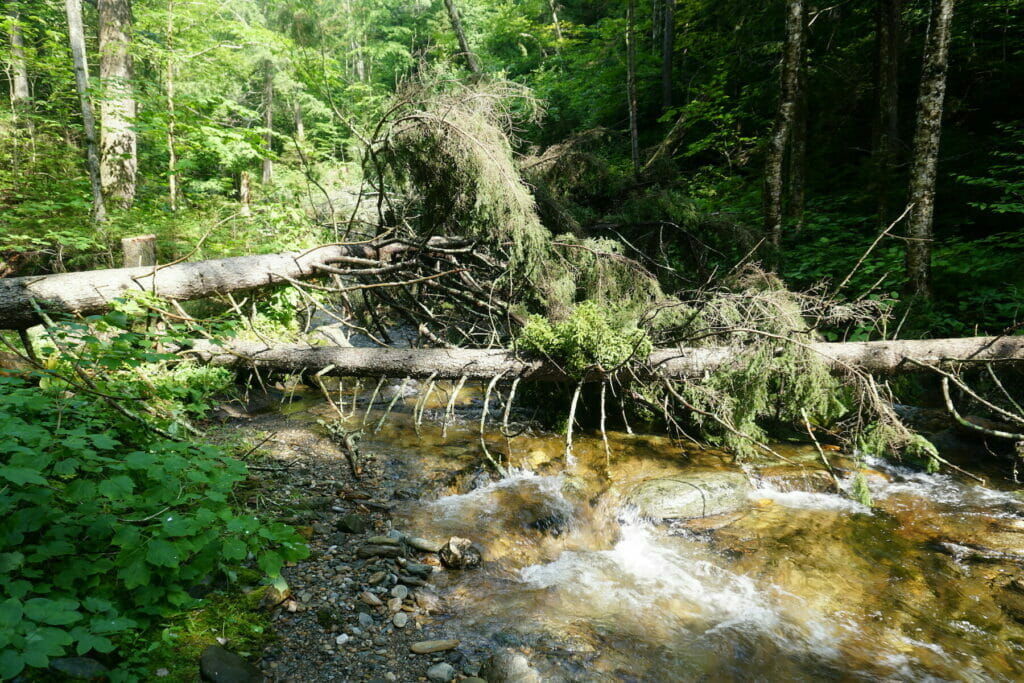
[2,0,1022,337]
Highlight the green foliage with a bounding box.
[0,315,307,678]
[517,301,652,378]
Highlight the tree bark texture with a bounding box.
[905,0,955,299]
[876,0,901,226]
[626,0,640,173]
[442,0,481,75]
[64,0,107,221]
[166,0,178,210]
[548,0,563,42]
[661,0,675,112]
[763,0,806,254]
[0,238,461,329]
[186,337,1024,382]
[98,0,137,208]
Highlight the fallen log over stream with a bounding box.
[187,336,1024,381]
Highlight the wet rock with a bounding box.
[390,584,409,600]
[627,471,750,520]
[387,597,403,612]
[368,570,387,585]
[200,645,264,682]
[366,535,400,546]
[479,650,542,683]
[358,612,375,628]
[410,639,460,654]
[337,514,367,534]
[404,562,433,578]
[393,612,408,628]
[526,512,567,537]
[357,544,401,558]
[439,537,482,569]
[426,662,456,682]
[415,588,443,613]
[407,536,443,553]
[49,657,109,679]
[755,466,835,493]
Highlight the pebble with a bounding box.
[335,634,350,645]
[360,591,383,606]
[366,535,400,546]
[358,612,375,628]
[390,584,409,600]
[426,662,456,682]
[387,597,403,612]
[411,639,460,654]
[393,612,408,628]
[368,571,387,585]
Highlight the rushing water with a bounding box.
[295,384,1024,681]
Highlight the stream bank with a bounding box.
[217,384,1024,682]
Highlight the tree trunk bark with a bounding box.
[442,0,480,75]
[64,0,107,221]
[905,0,955,299]
[626,0,640,174]
[661,0,675,113]
[787,76,807,231]
[0,238,466,329]
[98,0,137,209]
[763,0,806,256]
[261,59,273,184]
[239,170,252,216]
[875,0,901,227]
[186,336,1024,381]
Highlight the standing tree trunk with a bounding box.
[876,0,901,226]
[98,0,137,209]
[261,59,273,185]
[787,45,807,231]
[548,0,563,42]
[763,0,806,256]
[7,5,30,109]
[626,0,640,174]
[905,0,955,299]
[442,0,481,75]
[165,0,178,210]
[661,0,675,113]
[64,0,106,221]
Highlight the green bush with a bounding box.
[517,301,653,378]
[0,317,307,679]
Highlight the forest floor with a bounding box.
[213,400,484,683]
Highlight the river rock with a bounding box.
[627,471,750,520]
[426,662,456,682]
[390,584,409,600]
[199,645,264,683]
[410,639,460,654]
[479,650,542,683]
[358,611,375,627]
[439,537,482,569]
[393,611,408,628]
[337,514,367,534]
[404,562,433,578]
[48,657,109,680]
[359,591,383,606]
[407,536,443,553]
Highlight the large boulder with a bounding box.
[626,471,750,520]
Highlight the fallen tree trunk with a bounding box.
[0,238,462,330]
[187,336,1024,381]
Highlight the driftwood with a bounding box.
[186,336,1024,382]
[0,237,464,330]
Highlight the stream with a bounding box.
[280,381,1024,681]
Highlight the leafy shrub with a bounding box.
[0,317,307,679]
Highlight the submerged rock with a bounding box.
[439,537,482,569]
[199,645,263,682]
[479,650,542,683]
[426,662,456,682]
[627,471,750,520]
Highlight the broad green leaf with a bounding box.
[98,475,134,500]
[145,540,181,568]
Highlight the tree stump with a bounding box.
[120,234,156,268]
